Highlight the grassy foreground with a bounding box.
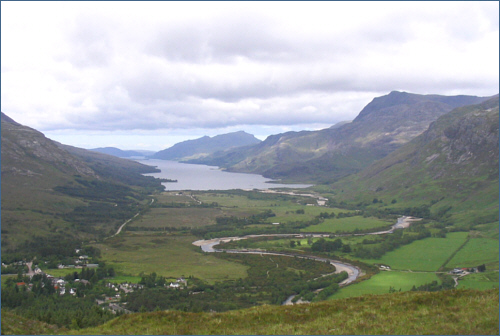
[64,288,498,335]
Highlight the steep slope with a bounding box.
[151,131,261,161]
[332,96,499,229]
[194,92,491,183]
[1,113,163,252]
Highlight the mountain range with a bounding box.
[332,95,499,229]
[150,130,261,161]
[188,91,491,183]
[2,90,497,249]
[90,147,155,158]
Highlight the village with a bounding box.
[2,249,190,315]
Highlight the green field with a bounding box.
[301,216,392,233]
[457,271,499,290]
[355,232,469,271]
[445,238,499,270]
[195,193,281,208]
[134,208,222,228]
[268,206,352,223]
[329,271,440,299]
[94,234,248,282]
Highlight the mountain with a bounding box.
[1,112,164,252]
[90,147,154,158]
[191,91,491,183]
[151,131,261,161]
[331,95,499,230]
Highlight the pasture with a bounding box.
[133,208,222,229]
[93,234,249,283]
[457,272,499,290]
[445,238,499,270]
[329,271,440,299]
[301,216,392,233]
[354,232,469,271]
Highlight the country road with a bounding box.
[108,198,155,238]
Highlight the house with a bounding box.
[169,282,180,288]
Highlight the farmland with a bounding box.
[89,190,497,299]
[330,271,441,298]
[445,238,499,270]
[301,215,392,233]
[93,234,249,283]
[353,232,469,272]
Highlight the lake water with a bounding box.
[136,159,313,191]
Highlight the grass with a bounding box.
[108,275,143,283]
[1,310,68,335]
[444,238,499,270]
[355,232,469,271]
[64,288,499,335]
[329,271,440,299]
[93,234,248,282]
[195,193,279,208]
[134,208,222,228]
[457,272,499,290]
[38,268,79,278]
[301,215,392,233]
[268,206,352,223]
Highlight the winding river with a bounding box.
[192,216,420,293]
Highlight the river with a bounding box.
[136,159,313,191]
[192,216,420,299]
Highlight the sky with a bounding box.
[1,1,499,151]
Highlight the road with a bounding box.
[108,198,155,238]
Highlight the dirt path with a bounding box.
[107,198,155,239]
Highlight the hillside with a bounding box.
[191,91,491,183]
[90,147,152,158]
[1,310,68,335]
[1,112,164,253]
[330,96,499,230]
[53,288,498,335]
[151,131,261,161]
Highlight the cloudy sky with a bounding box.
[2,1,498,151]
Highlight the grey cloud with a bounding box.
[65,16,115,68]
[147,14,294,64]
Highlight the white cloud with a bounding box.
[1,1,498,150]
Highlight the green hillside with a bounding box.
[41,288,496,335]
[330,96,499,231]
[191,91,491,183]
[1,113,164,254]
